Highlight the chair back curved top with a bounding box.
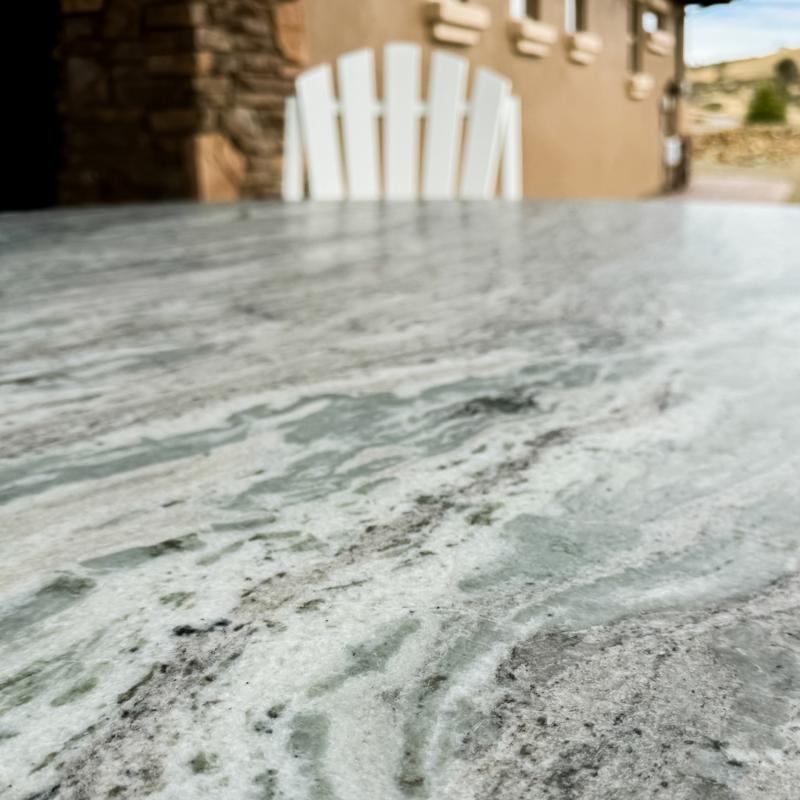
[282,43,522,202]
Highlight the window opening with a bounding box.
[627,1,642,73]
[566,0,587,33]
[510,0,540,20]
[643,11,660,33]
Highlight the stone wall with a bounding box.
[55,0,306,204]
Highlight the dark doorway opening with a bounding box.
[1,1,62,211]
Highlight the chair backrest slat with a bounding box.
[422,51,469,201]
[460,68,512,200]
[285,45,522,201]
[282,97,304,202]
[384,42,421,201]
[502,96,523,201]
[296,64,345,201]
[338,48,381,200]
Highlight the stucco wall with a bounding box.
[302,0,678,199]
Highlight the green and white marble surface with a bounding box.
[2,200,800,800]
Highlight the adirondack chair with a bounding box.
[282,43,522,202]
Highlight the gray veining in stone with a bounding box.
[2,199,800,800]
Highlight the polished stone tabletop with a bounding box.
[1,199,800,800]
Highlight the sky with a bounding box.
[686,0,800,65]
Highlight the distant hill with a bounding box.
[687,50,800,201]
[688,48,800,85]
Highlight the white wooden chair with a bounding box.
[282,43,522,202]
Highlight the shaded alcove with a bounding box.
[0,0,62,211]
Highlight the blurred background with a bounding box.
[685,0,800,202]
[3,0,800,210]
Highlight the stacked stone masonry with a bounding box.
[56,0,306,204]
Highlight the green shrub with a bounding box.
[746,83,788,124]
[704,102,723,112]
[775,58,799,85]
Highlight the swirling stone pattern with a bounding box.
[1,200,800,800]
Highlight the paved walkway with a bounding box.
[673,173,794,203]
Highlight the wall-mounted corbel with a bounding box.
[566,31,603,65]
[508,18,558,58]
[627,71,655,100]
[424,1,491,47]
[646,29,675,56]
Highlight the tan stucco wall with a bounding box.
[302,0,678,199]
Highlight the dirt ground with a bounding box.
[691,126,800,203]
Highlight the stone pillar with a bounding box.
[195,0,307,200]
[55,0,307,204]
